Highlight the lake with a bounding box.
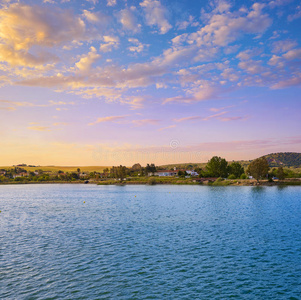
[1,184,301,299]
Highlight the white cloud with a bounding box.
[283,48,301,60]
[238,60,265,74]
[188,3,272,47]
[269,0,293,8]
[0,3,86,66]
[75,46,101,73]
[82,9,110,25]
[86,0,98,5]
[119,7,141,33]
[271,74,301,89]
[140,0,172,34]
[164,81,221,104]
[128,38,147,53]
[107,0,116,7]
[177,15,199,30]
[288,6,301,21]
[272,39,297,53]
[221,68,239,82]
[99,36,120,52]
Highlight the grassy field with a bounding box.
[0,166,109,173]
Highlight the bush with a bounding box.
[211,177,231,186]
[240,174,247,179]
[228,174,236,179]
[148,178,157,185]
[215,177,224,182]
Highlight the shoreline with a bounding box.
[0,179,301,186]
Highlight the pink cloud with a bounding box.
[174,116,202,122]
[271,74,301,89]
[158,125,176,131]
[88,116,127,126]
[132,119,160,126]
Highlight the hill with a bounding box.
[158,152,301,170]
[261,152,301,167]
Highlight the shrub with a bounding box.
[148,178,157,185]
[211,177,231,186]
[240,174,247,179]
[215,177,224,182]
[228,174,236,179]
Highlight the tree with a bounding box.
[145,163,157,173]
[228,162,244,178]
[103,168,109,177]
[277,167,285,180]
[110,165,128,180]
[178,170,187,177]
[246,158,269,181]
[132,163,142,171]
[206,156,228,177]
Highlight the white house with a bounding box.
[185,170,199,176]
[150,170,178,177]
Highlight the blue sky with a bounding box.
[0,0,300,165]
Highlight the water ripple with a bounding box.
[1,185,301,299]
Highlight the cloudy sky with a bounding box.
[0,0,300,166]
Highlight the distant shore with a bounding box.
[1,178,301,186]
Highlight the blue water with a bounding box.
[1,184,301,299]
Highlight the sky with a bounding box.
[0,0,301,166]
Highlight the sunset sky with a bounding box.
[0,0,300,166]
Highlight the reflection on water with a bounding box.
[251,186,265,193]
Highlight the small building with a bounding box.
[185,170,199,176]
[153,170,178,177]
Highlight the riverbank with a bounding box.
[1,178,301,186]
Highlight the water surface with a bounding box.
[1,184,301,299]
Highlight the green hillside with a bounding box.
[261,152,301,167]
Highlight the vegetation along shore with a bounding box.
[1,152,301,186]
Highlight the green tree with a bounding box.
[132,163,142,171]
[206,156,228,177]
[110,165,128,180]
[178,170,187,177]
[228,162,244,178]
[246,158,269,181]
[240,174,247,179]
[277,167,285,180]
[145,163,157,174]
